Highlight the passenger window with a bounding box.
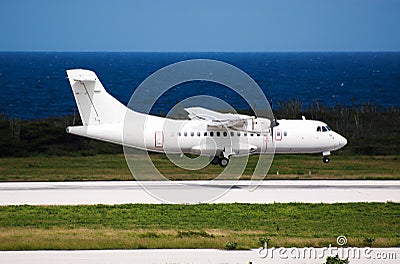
[230,132,234,137]
[244,132,247,136]
[197,132,200,136]
[257,133,260,137]
[204,132,207,136]
[191,132,194,136]
[178,132,181,136]
[283,131,287,137]
[217,132,220,137]
[223,132,227,137]
[184,132,187,136]
[210,132,214,137]
[317,126,321,132]
[250,133,254,137]
[237,132,241,137]
[277,131,281,137]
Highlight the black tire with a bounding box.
[323,156,330,163]
[210,156,220,165]
[219,157,229,167]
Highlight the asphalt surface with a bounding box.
[1,248,399,264]
[0,180,399,204]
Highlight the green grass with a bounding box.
[0,203,398,250]
[0,153,399,181]
[0,154,132,181]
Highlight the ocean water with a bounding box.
[0,52,399,119]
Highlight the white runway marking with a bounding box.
[0,180,399,205]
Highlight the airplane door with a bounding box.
[275,129,282,141]
[261,132,268,153]
[154,131,164,148]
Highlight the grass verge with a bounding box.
[0,203,398,250]
[0,153,399,181]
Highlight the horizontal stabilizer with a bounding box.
[72,74,97,82]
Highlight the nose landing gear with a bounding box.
[322,151,330,163]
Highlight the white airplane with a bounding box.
[66,69,347,166]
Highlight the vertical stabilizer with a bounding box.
[67,69,127,125]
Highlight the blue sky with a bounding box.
[0,0,399,51]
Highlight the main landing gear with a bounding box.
[219,157,229,167]
[210,156,230,167]
[210,156,220,165]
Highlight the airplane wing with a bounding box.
[184,107,252,130]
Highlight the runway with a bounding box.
[0,180,399,205]
[1,248,399,264]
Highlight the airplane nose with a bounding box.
[339,136,347,147]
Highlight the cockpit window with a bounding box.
[317,125,332,132]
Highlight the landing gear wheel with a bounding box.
[323,156,330,163]
[219,157,229,167]
[210,156,220,165]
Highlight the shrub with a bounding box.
[364,237,375,247]
[224,241,237,250]
[258,237,270,248]
[177,230,214,238]
[324,255,349,264]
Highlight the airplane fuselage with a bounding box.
[68,109,347,162]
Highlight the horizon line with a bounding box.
[0,50,400,53]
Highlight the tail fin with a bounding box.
[67,69,127,125]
